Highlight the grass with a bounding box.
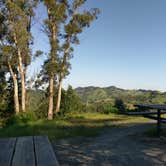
[0,113,151,140]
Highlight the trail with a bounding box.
[52,123,166,166]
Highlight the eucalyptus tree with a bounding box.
[41,0,99,119]
[54,0,100,113]
[0,2,20,114]
[43,0,67,120]
[0,0,37,113]
[1,47,20,114]
[5,0,36,112]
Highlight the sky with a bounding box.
[28,0,166,91]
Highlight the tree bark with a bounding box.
[47,8,57,120]
[18,49,26,112]
[8,63,19,114]
[54,44,69,113]
[55,75,62,113]
[48,73,54,120]
[13,33,26,112]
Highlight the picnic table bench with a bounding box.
[128,104,166,136]
[0,136,59,166]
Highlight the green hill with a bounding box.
[75,86,166,108]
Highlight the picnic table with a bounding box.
[128,104,166,136]
[0,136,59,166]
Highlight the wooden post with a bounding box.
[157,109,161,136]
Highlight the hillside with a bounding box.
[75,86,166,106]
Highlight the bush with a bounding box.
[59,85,84,115]
[103,104,118,114]
[84,101,119,114]
[5,112,37,127]
[114,99,126,114]
[33,100,48,119]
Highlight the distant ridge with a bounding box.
[75,86,166,105]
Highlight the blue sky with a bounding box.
[28,0,166,91]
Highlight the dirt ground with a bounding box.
[52,123,166,166]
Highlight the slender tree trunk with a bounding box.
[47,8,57,120]
[48,73,54,120]
[55,75,62,113]
[54,45,69,113]
[13,33,26,112]
[8,63,19,114]
[18,50,26,112]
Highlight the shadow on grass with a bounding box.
[0,119,122,138]
[0,117,119,138]
[0,114,153,140]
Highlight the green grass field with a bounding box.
[0,113,151,140]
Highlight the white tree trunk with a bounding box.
[55,76,62,113]
[13,33,26,113]
[18,50,26,112]
[8,63,19,114]
[48,73,54,120]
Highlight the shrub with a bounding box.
[33,100,48,119]
[114,99,126,114]
[5,111,37,127]
[103,104,119,114]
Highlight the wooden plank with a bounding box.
[0,138,16,166]
[128,111,166,115]
[34,136,59,166]
[135,104,166,110]
[161,119,166,124]
[12,136,35,166]
[157,109,161,136]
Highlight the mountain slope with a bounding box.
[75,86,166,105]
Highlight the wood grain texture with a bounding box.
[34,136,59,166]
[12,136,35,166]
[0,138,16,166]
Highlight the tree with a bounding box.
[43,0,67,120]
[60,85,83,115]
[66,85,83,113]
[5,0,36,112]
[0,57,10,113]
[0,48,20,114]
[42,0,99,119]
[0,2,20,114]
[54,0,100,113]
[114,99,126,114]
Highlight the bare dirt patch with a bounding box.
[52,123,166,166]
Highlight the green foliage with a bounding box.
[75,86,166,111]
[85,101,118,114]
[114,99,126,114]
[103,104,119,114]
[0,1,99,119]
[25,87,84,119]
[0,70,8,112]
[34,100,48,119]
[26,90,48,118]
[5,111,37,127]
[58,85,84,115]
[0,113,150,139]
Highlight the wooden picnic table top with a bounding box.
[0,136,59,166]
[134,104,166,110]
